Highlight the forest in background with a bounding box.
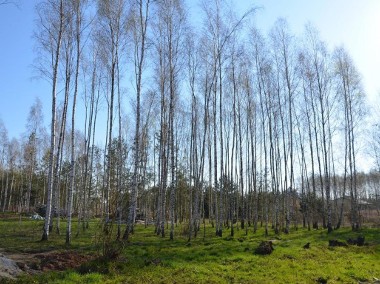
[0,0,380,247]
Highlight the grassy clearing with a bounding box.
[0,213,379,284]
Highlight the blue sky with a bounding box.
[0,0,379,142]
[0,1,43,139]
[246,0,380,101]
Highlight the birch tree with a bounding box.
[0,120,8,211]
[66,0,88,245]
[269,19,298,233]
[97,0,126,221]
[24,98,44,212]
[124,0,151,241]
[34,0,66,241]
[333,46,366,231]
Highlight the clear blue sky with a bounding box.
[0,0,379,141]
[0,1,46,140]
[246,0,380,101]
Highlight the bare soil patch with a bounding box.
[0,248,96,279]
[36,251,95,271]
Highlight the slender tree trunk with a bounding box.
[42,0,64,241]
[66,0,82,245]
[124,0,150,241]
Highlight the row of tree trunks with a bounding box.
[1,0,368,246]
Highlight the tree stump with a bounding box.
[328,240,347,247]
[347,236,365,246]
[254,241,274,255]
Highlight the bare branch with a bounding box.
[0,0,20,9]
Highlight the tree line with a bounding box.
[1,0,380,245]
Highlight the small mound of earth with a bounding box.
[36,251,95,271]
[0,250,96,279]
[0,254,23,280]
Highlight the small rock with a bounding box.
[0,255,23,279]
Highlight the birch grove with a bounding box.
[1,0,379,248]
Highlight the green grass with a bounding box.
[0,213,102,251]
[1,213,379,283]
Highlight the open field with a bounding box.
[0,213,379,284]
